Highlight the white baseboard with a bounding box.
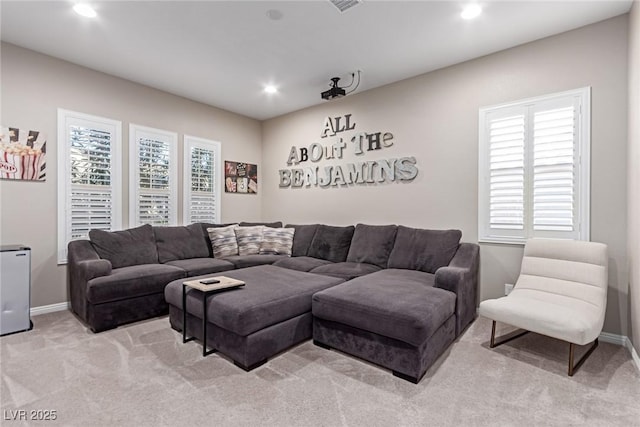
[30,301,69,316]
[599,331,627,346]
[599,332,640,374]
[625,337,640,374]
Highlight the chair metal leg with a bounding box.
[489,320,529,348]
[568,339,598,376]
[490,322,599,376]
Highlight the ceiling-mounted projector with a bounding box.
[320,71,362,101]
[321,77,346,100]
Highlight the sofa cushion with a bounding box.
[87,264,185,304]
[165,258,235,277]
[207,225,239,258]
[154,224,210,263]
[89,224,158,269]
[346,224,398,268]
[260,227,295,255]
[235,226,264,256]
[165,265,344,336]
[285,224,320,257]
[239,221,283,228]
[387,226,462,274]
[310,262,381,281]
[272,256,333,272]
[307,225,355,263]
[223,254,288,269]
[312,269,455,346]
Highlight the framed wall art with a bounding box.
[225,161,257,194]
[0,126,47,181]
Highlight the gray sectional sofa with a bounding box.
[67,221,479,383]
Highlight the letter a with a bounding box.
[321,117,335,138]
[287,146,299,166]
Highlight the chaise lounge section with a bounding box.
[312,227,479,383]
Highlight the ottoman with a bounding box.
[165,265,344,370]
[312,269,457,383]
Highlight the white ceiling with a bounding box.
[0,0,633,120]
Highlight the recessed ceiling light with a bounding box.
[73,3,97,18]
[461,3,482,20]
[264,85,278,94]
[266,9,284,21]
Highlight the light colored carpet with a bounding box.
[1,311,638,426]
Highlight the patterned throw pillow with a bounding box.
[235,226,265,256]
[207,224,239,258]
[259,227,295,256]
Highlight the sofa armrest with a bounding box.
[67,240,112,322]
[434,266,468,294]
[434,243,479,336]
[75,258,112,280]
[68,240,112,278]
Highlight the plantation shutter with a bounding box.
[487,112,526,238]
[183,136,221,224]
[69,126,114,238]
[130,125,177,227]
[58,110,122,263]
[478,88,589,243]
[532,103,576,233]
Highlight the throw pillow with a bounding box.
[260,227,295,255]
[207,225,239,258]
[89,224,158,269]
[235,226,265,256]
[200,222,236,257]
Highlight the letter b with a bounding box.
[299,148,309,162]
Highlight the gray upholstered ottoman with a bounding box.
[312,269,457,383]
[165,265,344,370]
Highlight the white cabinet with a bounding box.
[0,245,32,335]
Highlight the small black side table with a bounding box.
[182,277,245,357]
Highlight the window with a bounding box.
[183,135,221,224]
[478,87,590,244]
[57,109,122,263]
[129,124,178,227]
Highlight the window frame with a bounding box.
[478,87,591,245]
[183,135,222,225]
[57,109,122,264]
[129,124,178,227]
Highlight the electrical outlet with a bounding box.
[505,283,514,296]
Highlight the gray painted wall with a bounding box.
[262,16,630,336]
[628,3,640,350]
[0,43,263,308]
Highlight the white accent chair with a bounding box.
[479,238,608,376]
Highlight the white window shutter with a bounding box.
[130,125,178,227]
[478,87,590,244]
[183,136,221,224]
[532,105,576,233]
[488,114,526,232]
[57,110,122,263]
[70,189,113,239]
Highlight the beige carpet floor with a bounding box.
[1,311,639,426]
